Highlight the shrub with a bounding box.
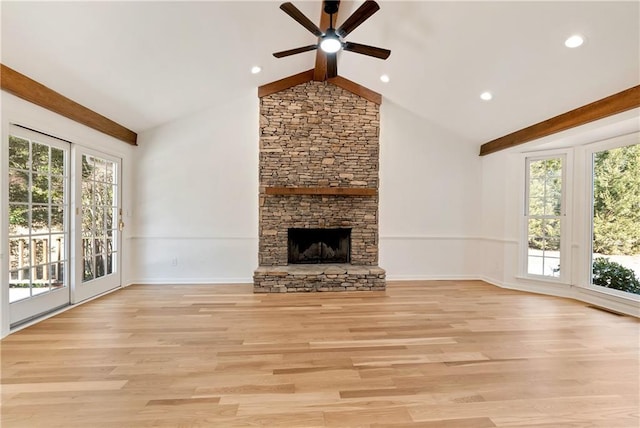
[592,257,640,295]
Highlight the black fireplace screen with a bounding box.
[288,228,351,264]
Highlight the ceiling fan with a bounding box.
[273,0,391,79]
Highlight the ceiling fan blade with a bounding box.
[343,41,390,59]
[336,0,380,38]
[280,2,323,37]
[326,53,338,78]
[273,44,318,58]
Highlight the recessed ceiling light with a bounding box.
[380,74,390,83]
[480,91,493,101]
[251,66,262,74]
[564,35,584,48]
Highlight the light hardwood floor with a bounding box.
[1,281,639,427]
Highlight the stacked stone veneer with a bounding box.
[254,80,386,292]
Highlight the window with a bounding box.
[524,155,565,279]
[519,135,638,307]
[590,142,639,296]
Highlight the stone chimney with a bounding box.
[254,76,385,292]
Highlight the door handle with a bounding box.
[118,208,124,231]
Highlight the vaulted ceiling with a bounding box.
[2,1,639,146]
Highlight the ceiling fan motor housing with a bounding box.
[324,1,340,16]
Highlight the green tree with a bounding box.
[528,158,562,251]
[593,144,640,255]
[8,135,65,232]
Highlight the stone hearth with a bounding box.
[254,264,386,293]
[254,79,385,293]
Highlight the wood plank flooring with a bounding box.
[1,281,638,427]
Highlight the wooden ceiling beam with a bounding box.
[1,63,137,145]
[479,85,640,156]
[257,70,380,104]
[328,75,381,105]
[258,69,315,98]
[313,3,338,81]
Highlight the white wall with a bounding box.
[131,92,485,284]
[131,90,259,283]
[379,100,484,279]
[477,150,520,284]
[1,92,136,337]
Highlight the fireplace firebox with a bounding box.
[288,228,351,264]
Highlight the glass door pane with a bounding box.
[73,148,121,302]
[7,128,70,325]
[591,143,640,295]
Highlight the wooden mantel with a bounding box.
[265,187,377,196]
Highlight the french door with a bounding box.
[6,127,122,326]
[7,127,71,325]
[72,148,122,303]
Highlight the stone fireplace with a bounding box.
[253,77,386,292]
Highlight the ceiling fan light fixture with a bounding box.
[320,31,342,53]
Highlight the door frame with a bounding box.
[71,146,123,303]
[4,124,72,326]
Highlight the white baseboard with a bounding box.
[386,274,480,281]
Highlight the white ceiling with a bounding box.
[2,1,639,146]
